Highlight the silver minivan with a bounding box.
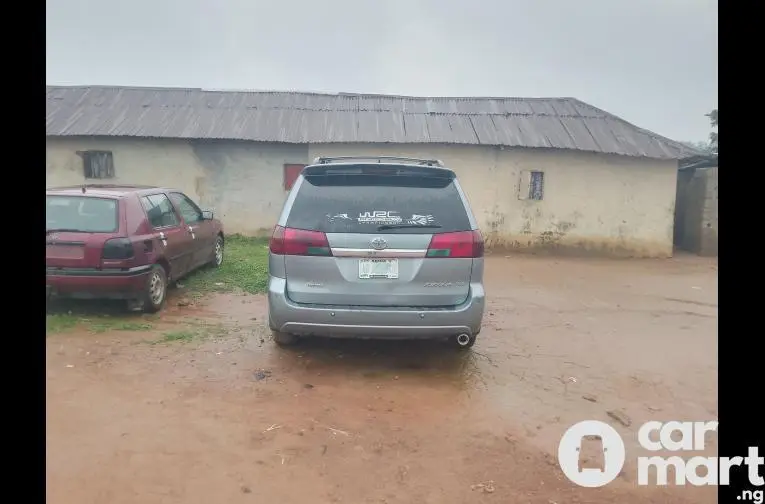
[267,156,485,349]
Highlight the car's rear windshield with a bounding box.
[286,174,472,234]
[46,195,119,233]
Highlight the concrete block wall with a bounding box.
[310,143,679,258]
[673,169,694,246]
[47,137,681,257]
[46,137,308,236]
[679,167,718,256]
[699,167,718,256]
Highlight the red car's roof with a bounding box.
[46,184,177,198]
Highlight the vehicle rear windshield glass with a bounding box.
[286,174,472,234]
[46,196,119,233]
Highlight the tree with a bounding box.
[706,109,718,154]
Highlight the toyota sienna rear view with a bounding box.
[267,156,485,349]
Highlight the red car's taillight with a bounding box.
[426,230,484,258]
[269,226,333,256]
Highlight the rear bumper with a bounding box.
[267,276,485,339]
[46,265,152,300]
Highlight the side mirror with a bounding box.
[202,210,214,220]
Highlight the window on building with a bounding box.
[140,193,180,229]
[81,151,115,179]
[529,171,544,200]
[284,164,306,191]
[518,170,545,201]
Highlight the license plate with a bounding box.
[358,258,399,279]
[46,245,84,259]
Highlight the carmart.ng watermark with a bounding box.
[558,420,763,502]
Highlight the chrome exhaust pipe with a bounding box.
[456,333,471,346]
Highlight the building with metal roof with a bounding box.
[46,85,700,257]
[47,86,699,160]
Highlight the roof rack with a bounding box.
[312,156,444,167]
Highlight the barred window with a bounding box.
[81,151,115,179]
[529,171,544,200]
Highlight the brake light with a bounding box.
[269,226,332,256]
[361,167,397,175]
[102,237,135,260]
[426,230,484,258]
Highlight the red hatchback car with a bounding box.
[46,184,225,312]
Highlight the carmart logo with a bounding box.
[557,420,625,487]
[558,419,764,492]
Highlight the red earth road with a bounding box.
[46,254,718,503]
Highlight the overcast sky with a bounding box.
[46,0,717,142]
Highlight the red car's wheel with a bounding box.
[211,235,224,268]
[142,264,168,313]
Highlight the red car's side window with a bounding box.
[140,194,180,229]
[169,193,203,224]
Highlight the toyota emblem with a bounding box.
[370,237,388,250]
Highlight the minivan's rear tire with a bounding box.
[271,330,298,346]
[142,265,168,313]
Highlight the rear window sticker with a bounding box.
[357,211,403,225]
[326,211,437,226]
[407,214,435,225]
[326,213,352,223]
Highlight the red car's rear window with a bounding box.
[46,196,119,233]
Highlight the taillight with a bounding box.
[269,226,332,256]
[269,225,286,254]
[426,230,484,258]
[102,237,135,259]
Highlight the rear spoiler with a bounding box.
[313,156,444,167]
[302,163,455,179]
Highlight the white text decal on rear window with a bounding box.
[357,211,403,225]
[325,211,437,226]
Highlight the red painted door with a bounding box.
[140,193,194,279]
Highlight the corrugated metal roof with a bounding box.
[46,85,701,160]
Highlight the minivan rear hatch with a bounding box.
[276,164,481,307]
[46,195,121,269]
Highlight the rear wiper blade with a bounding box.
[377,224,443,231]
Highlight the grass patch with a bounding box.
[46,311,154,335]
[46,313,81,334]
[89,321,154,333]
[148,322,228,345]
[156,330,197,344]
[181,234,269,296]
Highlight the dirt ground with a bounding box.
[46,254,718,504]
